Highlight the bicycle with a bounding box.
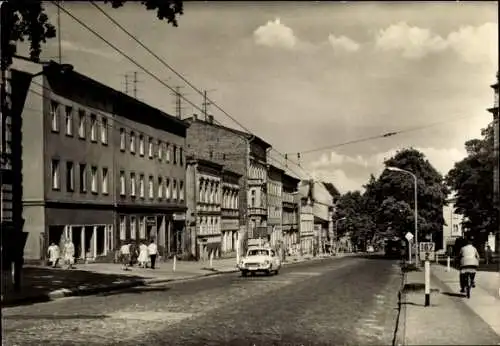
[462,268,476,299]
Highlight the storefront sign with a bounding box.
[173,213,186,221]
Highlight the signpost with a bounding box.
[405,232,414,263]
[419,241,435,307]
[419,242,436,262]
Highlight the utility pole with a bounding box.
[124,74,129,95]
[202,89,216,121]
[57,1,62,64]
[133,71,138,99]
[171,86,185,119]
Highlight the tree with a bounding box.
[335,191,375,248]
[370,148,449,244]
[1,0,183,70]
[446,122,497,244]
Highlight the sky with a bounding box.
[15,1,498,193]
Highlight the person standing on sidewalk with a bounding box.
[63,239,75,269]
[120,241,131,271]
[138,241,149,268]
[47,242,60,268]
[148,240,158,269]
[459,236,480,293]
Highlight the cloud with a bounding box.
[328,34,361,52]
[253,18,298,49]
[308,147,467,193]
[374,22,498,63]
[60,40,118,60]
[253,18,360,53]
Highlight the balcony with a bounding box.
[248,178,266,186]
[248,207,267,216]
[197,225,221,236]
[221,208,239,218]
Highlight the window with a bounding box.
[148,175,154,199]
[90,114,97,142]
[251,190,256,207]
[101,117,108,145]
[120,128,126,151]
[102,167,109,194]
[139,135,145,156]
[120,171,126,196]
[165,178,171,199]
[139,217,146,239]
[51,159,60,190]
[78,110,86,139]
[157,141,163,161]
[179,180,184,201]
[130,172,136,197]
[79,164,87,193]
[139,174,145,198]
[66,161,74,192]
[173,145,177,164]
[119,216,126,241]
[130,216,137,240]
[179,147,183,166]
[148,138,153,158]
[50,101,59,132]
[173,179,178,200]
[65,106,73,136]
[158,177,163,199]
[166,143,171,163]
[130,132,136,153]
[91,166,98,193]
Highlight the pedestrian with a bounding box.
[129,242,138,267]
[485,245,493,264]
[47,242,60,268]
[148,239,158,269]
[138,241,149,268]
[63,239,75,269]
[119,241,131,271]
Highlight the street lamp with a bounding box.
[387,166,419,265]
[333,217,346,254]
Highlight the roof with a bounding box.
[222,168,242,179]
[186,155,223,171]
[184,116,272,149]
[268,164,285,175]
[322,182,341,197]
[42,62,188,130]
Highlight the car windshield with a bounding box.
[247,249,269,256]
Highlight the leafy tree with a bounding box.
[371,148,449,243]
[446,122,497,244]
[1,0,183,70]
[335,191,375,248]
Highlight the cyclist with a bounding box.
[458,236,480,293]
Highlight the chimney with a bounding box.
[207,115,214,124]
[193,114,198,121]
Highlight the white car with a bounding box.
[238,247,281,276]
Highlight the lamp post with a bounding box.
[387,166,419,265]
[334,217,346,255]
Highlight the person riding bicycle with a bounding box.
[458,236,480,293]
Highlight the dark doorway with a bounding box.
[48,226,64,245]
[96,226,105,256]
[84,226,93,256]
[72,226,82,259]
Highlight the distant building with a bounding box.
[267,165,284,248]
[298,181,315,254]
[282,173,300,254]
[184,115,272,250]
[221,168,242,255]
[442,196,464,253]
[19,63,188,261]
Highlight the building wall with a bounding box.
[442,198,464,250]
[186,119,249,226]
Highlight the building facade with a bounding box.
[186,157,223,260]
[282,173,300,254]
[442,196,464,254]
[20,63,188,261]
[185,115,272,252]
[221,169,241,256]
[299,194,314,255]
[267,165,283,248]
[487,72,499,255]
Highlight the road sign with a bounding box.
[405,232,414,241]
[419,242,435,261]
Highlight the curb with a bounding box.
[393,263,408,346]
[2,255,354,307]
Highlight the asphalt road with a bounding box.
[3,255,403,346]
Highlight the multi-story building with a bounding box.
[186,157,222,260]
[221,168,241,256]
[20,63,188,261]
[282,173,300,254]
[267,165,283,248]
[298,180,315,254]
[442,196,464,254]
[487,72,499,255]
[184,115,272,250]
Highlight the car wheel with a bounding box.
[274,268,279,275]
[241,270,248,277]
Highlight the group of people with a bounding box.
[47,239,76,269]
[119,239,158,271]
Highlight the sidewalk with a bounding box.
[395,264,500,345]
[1,253,352,308]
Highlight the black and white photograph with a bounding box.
[1,1,499,345]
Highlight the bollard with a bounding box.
[236,242,240,266]
[173,255,176,272]
[446,256,450,272]
[424,258,431,307]
[209,252,213,268]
